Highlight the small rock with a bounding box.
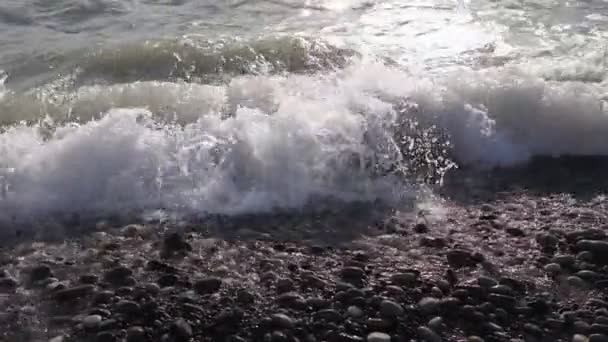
[341,267,365,280]
[418,326,442,342]
[49,336,65,342]
[0,277,18,293]
[478,276,498,288]
[170,318,193,341]
[552,254,576,267]
[447,249,477,268]
[53,285,95,301]
[157,274,179,288]
[367,332,391,342]
[380,300,404,318]
[314,309,342,322]
[568,276,587,288]
[277,292,306,309]
[115,300,140,315]
[271,313,295,329]
[270,331,288,342]
[428,316,443,332]
[104,266,133,286]
[83,315,102,330]
[467,337,485,342]
[572,335,588,342]
[126,326,146,342]
[96,331,117,342]
[590,334,608,342]
[544,263,561,275]
[414,223,429,233]
[237,289,256,304]
[193,277,222,294]
[419,297,441,315]
[576,240,608,259]
[347,306,364,318]
[276,278,294,293]
[390,273,417,286]
[506,227,525,237]
[30,265,53,283]
[163,232,192,256]
[79,274,98,285]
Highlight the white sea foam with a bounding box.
[1,62,608,221]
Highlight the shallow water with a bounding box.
[1,0,608,221]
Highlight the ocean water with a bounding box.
[1,0,608,222]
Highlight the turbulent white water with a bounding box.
[1,0,608,221]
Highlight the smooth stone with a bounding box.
[419,297,441,315]
[428,316,443,332]
[467,337,485,342]
[49,336,65,342]
[83,315,102,330]
[193,277,222,294]
[590,334,608,342]
[79,275,98,285]
[572,335,588,342]
[418,326,442,342]
[569,276,587,288]
[575,321,592,334]
[116,300,140,315]
[53,285,95,301]
[314,309,342,322]
[447,249,477,268]
[544,263,562,274]
[96,331,117,342]
[30,265,53,283]
[104,266,133,285]
[552,254,576,267]
[380,300,404,318]
[591,324,608,335]
[126,326,146,342]
[347,306,364,318]
[367,332,391,342]
[271,313,295,329]
[0,277,18,293]
[341,267,365,280]
[170,319,193,341]
[478,276,498,288]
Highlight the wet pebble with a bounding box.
[126,326,146,342]
[271,313,295,329]
[83,314,102,330]
[418,326,442,342]
[170,318,193,341]
[194,277,222,294]
[367,332,391,342]
[380,300,404,318]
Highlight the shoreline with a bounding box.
[2,183,608,342]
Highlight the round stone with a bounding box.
[418,326,442,342]
[367,332,391,342]
[419,297,441,315]
[544,263,561,274]
[347,306,364,318]
[83,315,102,330]
[380,300,404,318]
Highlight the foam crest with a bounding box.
[2,62,608,222]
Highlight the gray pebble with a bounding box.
[390,273,417,285]
[419,297,441,315]
[590,334,608,342]
[271,313,295,329]
[367,332,391,342]
[83,315,102,330]
[380,300,404,318]
[418,326,442,342]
